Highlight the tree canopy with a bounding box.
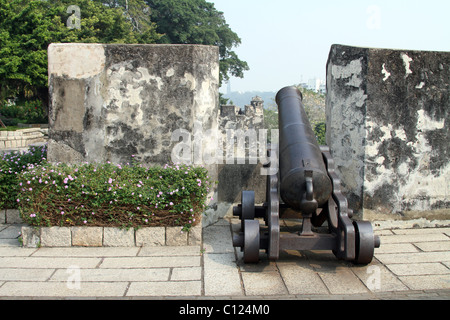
[1,0,248,108]
[143,0,248,86]
[0,0,161,106]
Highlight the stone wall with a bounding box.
[0,128,46,150]
[47,43,220,225]
[326,44,449,220]
[218,97,266,205]
[48,43,219,167]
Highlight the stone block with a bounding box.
[103,227,135,247]
[71,227,103,246]
[166,227,188,246]
[326,44,450,219]
[40,227,71,247]
[0,210,5,224]
[135,227,165,246]
[21,226,41,248]
[47,43,219,170]
[188,222,202,246]
[6,209,22,224]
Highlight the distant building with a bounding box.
[297,78,326,93]
[307,78,326,93]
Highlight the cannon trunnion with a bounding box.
[232,86,380,265]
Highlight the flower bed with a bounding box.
[0,144,47,210]
[2,145,211,248]
[16,160,210,232]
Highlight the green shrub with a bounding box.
[0,144,47,210]
[314,122,326,146]
[0,100,48,125]
[16,161,211,231]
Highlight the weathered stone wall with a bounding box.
[48,43,220,225]
[217,97,266,205]
[326,44,449,220]
[48,43,219,167]
[0,128,46,150]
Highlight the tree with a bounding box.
[145,0,249,86]
[0,0,160,107]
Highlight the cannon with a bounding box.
[232,86,380,264]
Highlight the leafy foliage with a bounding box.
[16,160,210,231]
[0,144,47,210]
[146,0,249,85]
[0,0,161,106]
[0,100,48,125]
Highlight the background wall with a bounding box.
[326,44,449,221]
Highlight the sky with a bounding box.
[210,0,450,93]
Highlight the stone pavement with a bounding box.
[0,218,449,300]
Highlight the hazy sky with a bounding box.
[210,0,450,93]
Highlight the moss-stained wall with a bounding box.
[326,44,449,220]
[48,43,219,167]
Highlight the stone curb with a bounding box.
[20,222,202,248]
[0,209,23,224]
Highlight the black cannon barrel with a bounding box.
[276,86,332,212]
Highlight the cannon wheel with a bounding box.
[353,221,376,265]
[266,173,280,260]
[241,191,255,230]
[244,220,260,263]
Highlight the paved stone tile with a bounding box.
[31,247,140,257]
[241,271,288,296]
[374,243,419,254]
[399,275,450,290]
[0,268,55,281]
[0,239,20,247]
[391,228,450,235]
[138,246,201,257]
[0,257,101,268]
[379,233,448,244]
[0,247,37,257]
[170,267,202,281]
[386,263,450,276]
[126,281,202,296]
[100,256,201,268]
[0,281,128,297]
[277,263,329,295]
[203,253,242,296]
[414,241,450,252]
[203,225,234,253]
[318,267,369,295]
[204,267,242,296]
[0,225,22,239]
[376,251,450,264]
[50,268,170,282]
[351,263,409,292]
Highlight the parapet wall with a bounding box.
[48,43,219,167]
[326,44,449,220]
